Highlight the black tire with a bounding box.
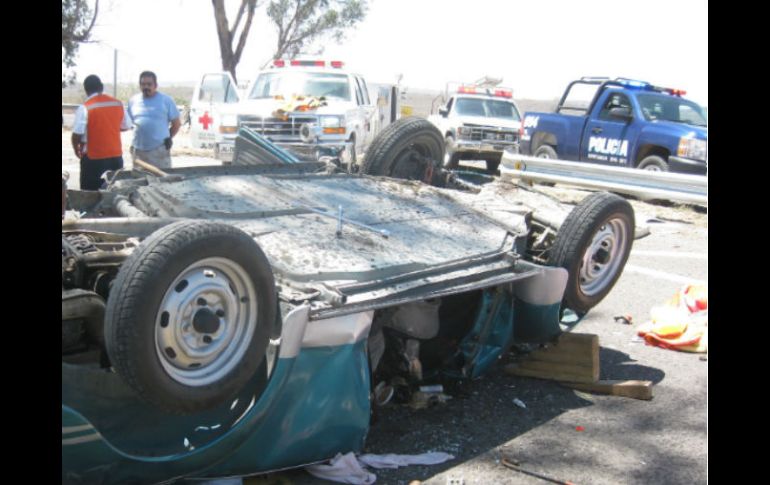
[637,155,669,172]
[486,155,501,173]
[443,135,460,169]
[361,117,444,183]
[548,192,634,314]
[348,135,357,166]
[104,220,277,414]
[534,144,558,159]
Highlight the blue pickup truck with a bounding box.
[520,77,707,174]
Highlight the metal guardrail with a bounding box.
[500,153,707,205]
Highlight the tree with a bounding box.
[212,0,368,83]
[62,0,99,87]
[266,0,368,63]
[212,0,260,85]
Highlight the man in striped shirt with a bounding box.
[71,75,132,190]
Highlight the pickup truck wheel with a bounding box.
[534,145,558,159]
[349,136,357,164]
[362,117,444,184]
[486,155,501,173]
[637,155,669,171]
[548,192,634,314]
[104,220,277,414]
[444,136,460,169]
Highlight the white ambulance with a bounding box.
[190,60,400,166]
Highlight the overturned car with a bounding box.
[62,118,635,483]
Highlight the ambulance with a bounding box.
[190,60,400,166]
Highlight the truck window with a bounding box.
[356,76,371,105]
[353,77,364,105]
[199,74,238,103]
[636,94,707,127]
[248,72,351,101]
[454,97,521,120]
[598,93,632,121]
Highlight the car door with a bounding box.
[190,73,241,150]
[582,91,636,166]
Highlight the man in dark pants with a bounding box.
[71,75,131,190]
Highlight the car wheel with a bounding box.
[637,155,669,171]
[443,135,460,169]
[361,117,444,184]
[548,192,634,314]
[534,145,558,159]
[104,220,277,414]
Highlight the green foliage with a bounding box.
[267,0,368,61]
[62,0,99,87]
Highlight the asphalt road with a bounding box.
[61,128,707,485]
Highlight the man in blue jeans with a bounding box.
[127,71,181,169]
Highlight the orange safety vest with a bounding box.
[84,94,125,159]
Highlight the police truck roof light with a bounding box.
[669,89,687,96]
[495,89,512,98]
[615,78,649,90]
[458,86,477,94]
[330,61,344,68]
[273,59,285,67]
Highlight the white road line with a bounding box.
[624,264,706,285]
[631,250,708,260]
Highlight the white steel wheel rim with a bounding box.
[155,257,258,386]
[579,218,628,296]
[644,165,662,171]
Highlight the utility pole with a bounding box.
[113,48,118,97]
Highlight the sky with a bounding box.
[67,0,708,106]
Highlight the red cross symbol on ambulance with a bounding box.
[198,111,213,130]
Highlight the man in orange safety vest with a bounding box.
[71,75,132,190]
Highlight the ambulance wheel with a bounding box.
[548,192,634,314]
[444,136,460,169]
[361,117,444,184]
[637,155,669,172]
[105,220,277,414]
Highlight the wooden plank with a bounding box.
[504,362,597,384]
[524,346,596,366]
[562,380,654,400]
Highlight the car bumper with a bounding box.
[450,139,519,157]
[668,156,707,175]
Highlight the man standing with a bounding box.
[71,75,131,190]
[127,71,181,169]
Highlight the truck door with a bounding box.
[190,73,241,150]
[581,91,636,167]
[353,75,377,152]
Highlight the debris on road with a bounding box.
[614,314,633,325]
[513,398,527,409]
[637,284,708,352]
[305,451,455,484]
[501,457,576,485]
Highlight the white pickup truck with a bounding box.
[428,83,522,172]
[190,60,399,166]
